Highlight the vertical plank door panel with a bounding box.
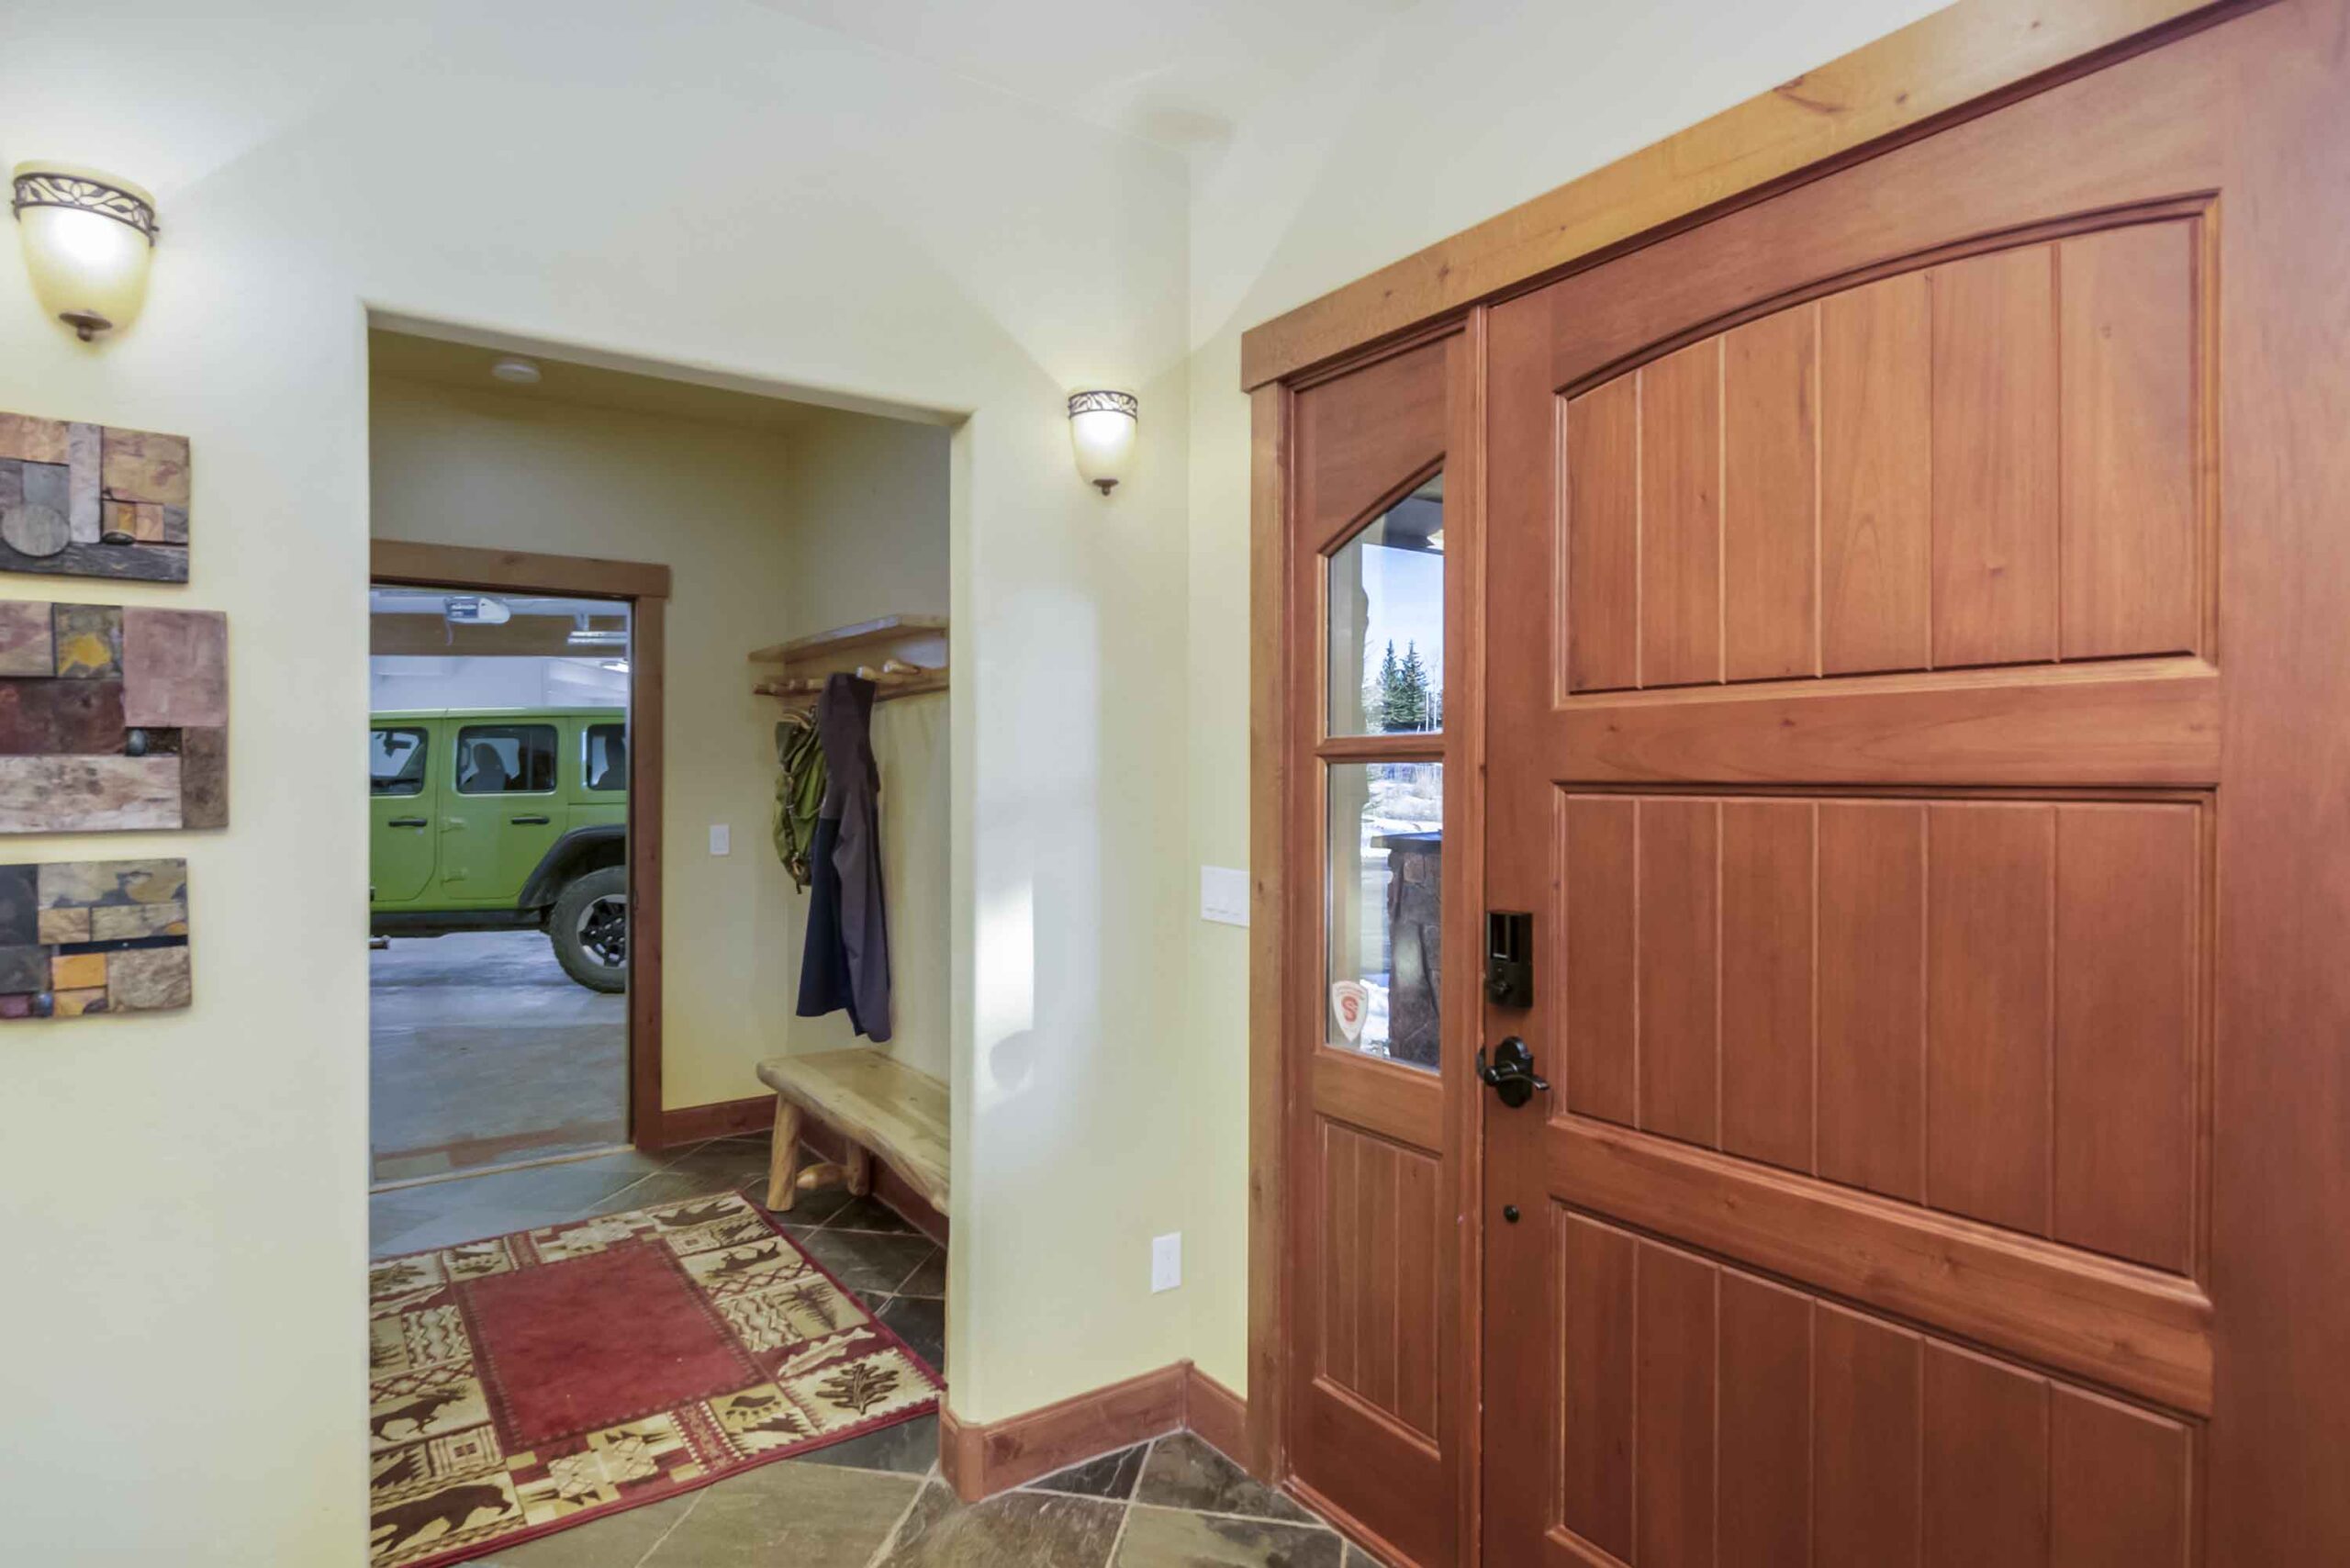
[1723,304,1819,680]
[1633,1240,1718,1566]
[1566,379,1641,692]
[1637,797,1720,1146]
[2057,220,2199,661]
[1638,342,1724,688]
[1925,802,2054,1233]
[1819,272,1933,675]
[1930,244,2059,668]
[1718,1271,1813,1565]
[1563,794,1639,1125]
[1921,1343,2051,1568]
[2049,1385,2191,1568]
[1718,799,1817,1172]
[1559,1212,1637,1561]
[2053,802,2199,1272]
[1816,801,1926,1202]
[1813,1304,1922,1568]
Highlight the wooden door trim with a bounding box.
[1237,0,2266,390]
[372,539,672,601]
[370,537,669,1150]
[1550,1115,2215,1415]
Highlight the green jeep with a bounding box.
[369,708,631,992]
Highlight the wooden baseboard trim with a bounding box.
[942,1362,1188,1501]
[654,1094,772,1148]
[939,1360,1256,1502]
[1184,1365,1249,1465]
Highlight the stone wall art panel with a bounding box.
[0,411,189,583]
[0,857,190,1018]
[0,600,227,832]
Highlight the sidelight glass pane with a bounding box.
[1326,472,1445,737]
[1326,761,1443,1070]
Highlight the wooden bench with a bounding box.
[756,1047,950,1217]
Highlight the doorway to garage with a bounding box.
[368,584,643,1185]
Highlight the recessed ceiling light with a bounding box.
[490,356,541,385]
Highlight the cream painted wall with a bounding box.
[777,409,954,1083]
[1179,0,1957,1394]
[0,3,1194,1560]
[369,372,804,1108]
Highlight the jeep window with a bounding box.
[370,727,429,797]
[455,724,558,794]
[583,723,627,791]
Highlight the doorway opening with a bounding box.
[361,323,956,1568]
[368,586,639,1185]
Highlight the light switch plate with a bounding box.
[1200,866,1248,926]
[709,823,731,856]
[1152,1232,1182,1294]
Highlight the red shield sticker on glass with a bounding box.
[1330,980,1369,1043]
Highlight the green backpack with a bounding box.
[772,711,828,891]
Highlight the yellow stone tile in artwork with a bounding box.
[50,952,106,991]
[50,605,121,678]
[50,986,106,1017]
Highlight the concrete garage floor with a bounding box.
[370,930,627,1186]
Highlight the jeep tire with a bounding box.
[550,866,629,993]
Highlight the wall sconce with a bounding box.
[1068,389,1137,495]
[12,162,158,342]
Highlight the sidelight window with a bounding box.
[1326,472,1445,737]
[1326,761,1443,1070]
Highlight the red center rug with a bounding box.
[367,1188,941,1567]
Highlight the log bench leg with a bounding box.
[767,1097,804,1211]
[846,1143,871,1197]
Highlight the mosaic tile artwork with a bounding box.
[0,599,227,832]
[0,411,189,583]
[0,857,191,1019]
[367,1189,942,1568]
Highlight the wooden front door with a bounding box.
[1480,5,2350,1563]
[1281,329,1480,1567]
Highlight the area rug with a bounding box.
[367,1188,942,1567]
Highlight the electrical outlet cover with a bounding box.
[1151,1232,1181,1293]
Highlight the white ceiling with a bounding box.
[742,0,1417,151]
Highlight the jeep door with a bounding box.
[440,719,564,904]
[369,719,438,905]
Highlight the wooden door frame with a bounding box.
[371,539,674,1150]
[1242,0,2266,1533]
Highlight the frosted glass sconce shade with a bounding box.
[12,162,157,342]
[1068,388,1138,494]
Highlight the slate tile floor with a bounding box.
[371,1133,1376,1567]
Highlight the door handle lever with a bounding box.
[1476,1036,1550,1110]
[510,814,552,825]
[387,817,427,828]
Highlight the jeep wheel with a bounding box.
[550,866,629,993]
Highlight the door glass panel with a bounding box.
[583,722,628,791]
[454,723,557,794]
[1327,472,1445,736]
[1326,761,1443,1070]
[370,727,428,797]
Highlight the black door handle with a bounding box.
[1475,1036,1550,1109]
[510,815,551,825]
[387,817,428,828]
